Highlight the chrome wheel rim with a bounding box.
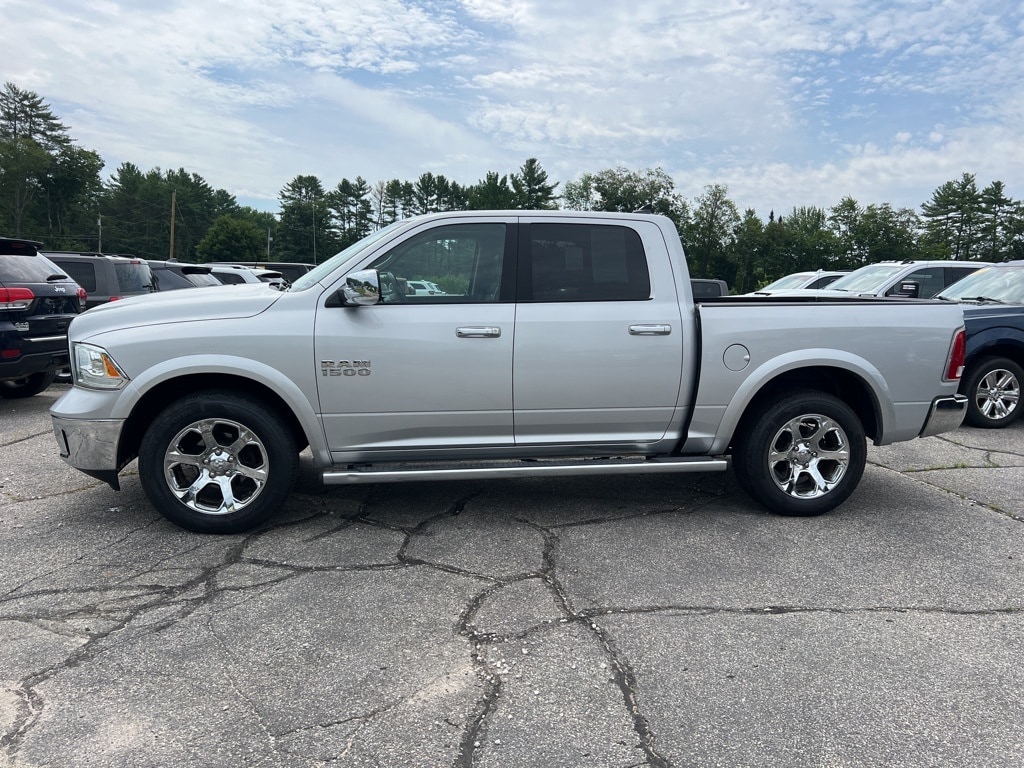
[767,414,850,499]
[162,417,269,516]
[975,368,1020,422]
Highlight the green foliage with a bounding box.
[275,175,332,263]
[564,166,689,224]
[100,163,240,260]
[921,173,981,260]
[195,215,266,262]
[466,171,514,210]
[327,176,374,249]
[682,184,740,280]
[0,82,85,240]
[510,158,558,209]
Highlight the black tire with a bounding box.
[732,390,866,517]
[138,390,298,533]
[0,370,57,398]
[961,356,1024,429]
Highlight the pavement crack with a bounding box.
[454,656,501,768]
[535,522,671,768]
[0,682,44,754]
[581,604,1024,618]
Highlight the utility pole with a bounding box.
[266,228,272,260]
[169,190,177,260]
[97,214,102,253]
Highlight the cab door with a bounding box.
[512,218,685,447]
[315,219,517,458]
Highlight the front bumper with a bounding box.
[919,394,968,438]
[52,415,125,489]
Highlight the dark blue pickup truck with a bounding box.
[937,261,1024,428]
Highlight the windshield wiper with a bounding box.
[963,296,1007,304]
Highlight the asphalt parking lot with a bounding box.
[2,385,1022,768]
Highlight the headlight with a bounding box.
[73,343,129,389]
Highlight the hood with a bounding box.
[70,284,282,339]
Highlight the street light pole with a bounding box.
[266,228,272,260]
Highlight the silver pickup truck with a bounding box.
[51,211,968,533]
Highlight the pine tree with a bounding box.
[510,158,558,209]
[0,82,73,236]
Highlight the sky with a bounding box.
[6,0,1024,219]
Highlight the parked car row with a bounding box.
[751,259,988,300]
[1,248,318,398]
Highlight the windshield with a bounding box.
[826,264,905,293]
[760,273,811,291]
[936,266,1024,303]
[289,221,408,292]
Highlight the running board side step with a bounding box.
[322,456,729,485]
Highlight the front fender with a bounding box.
[117,355,329,466]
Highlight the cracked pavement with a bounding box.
[1,386,1022,767]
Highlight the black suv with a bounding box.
[0,237,86,397]
[42,252,154,309]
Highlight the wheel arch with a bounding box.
[117,373,312,471]
[964,335,1024,374]
[730,366,881,450]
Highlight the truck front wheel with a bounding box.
[732,391,866,517]
[138,391,298,533]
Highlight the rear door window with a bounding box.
[519,223,651,302]
[52,260,97,292]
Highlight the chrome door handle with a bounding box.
[456,326,502,338]
[628,324,672,336]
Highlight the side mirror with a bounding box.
[895,280,920,298]
[334,269,381,307]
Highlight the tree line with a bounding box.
[2,81,1023,293]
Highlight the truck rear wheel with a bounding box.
[732,391,866,517]
[138,391,298,533]
[961,356,1023,429]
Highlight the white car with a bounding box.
[208,264,287,290]
[748,270,848,294]
[406,279,445,296]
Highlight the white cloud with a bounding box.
[3,0,1023,216]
